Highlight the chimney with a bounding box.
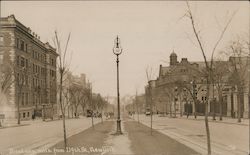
[181,58,188,63]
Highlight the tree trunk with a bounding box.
[205,79,212,155]
[150,88,153,135]
[51,103,54,120]
[136,104,140,123]
[17,93,20,125]
[81,104,85,116]
[212,99,216,120]
[205,101,211,155]
[68,106,70,119]
[170,103,172,117]
[62,113,67,150]
[180,96,183,117]
[74,105,78,118]
[194,101,197,119]
[218,91,223,121]
[59,71,67,150]
[237,91,241,123]
[174,99,177,118]
[101,108,103,124]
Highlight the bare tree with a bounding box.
[135,90,140,123]
[0,56,14,123]
[162,85,175,117]
[146,66,154,135]
[0,61,13,94]
[96,94,104,123]
[175,79,203,119]
[69,84,82,118]
[79,87,90,117]
[212,59,230,120]
[54,31,71,150]
[15,66,26,125]
[223,37,249,122]
[185,2,235,154]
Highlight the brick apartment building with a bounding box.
[0,15,58,122]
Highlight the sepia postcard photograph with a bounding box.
[0,0,249,155]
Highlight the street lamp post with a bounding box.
[113,36,122,134]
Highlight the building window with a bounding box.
[27,112,30,117]
[16,56,20,66]
[25,44,28,52]
[38,53,40,61]
[16,38,19,48]
[17,73,20,84]
[26,93,28,105]
[26,76,28,86]
[0,36,3,45]
[0,55,3,64]
[25,59,28,68]
[20,57,25,67]
[23,113,25,118]
[20,40,24,51]
[22,93,25,105]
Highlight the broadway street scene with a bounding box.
[0,1,249,155]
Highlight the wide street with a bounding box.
[0,113,248,155]
[135,114,249,155]
[39,115,199,155]
[0,117,100,155]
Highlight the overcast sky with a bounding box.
[1,1,249,97]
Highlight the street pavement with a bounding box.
[34,115,199,155]
[1,114,248,155]
[0,117,100,155]
[124,117,199,155]
[133,114,249,155]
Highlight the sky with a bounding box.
[1,1,249,97]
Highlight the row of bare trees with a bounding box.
[182,2,247,154]
[140,2,248,155]
[54,31,111,150]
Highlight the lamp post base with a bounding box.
[116,119,122,134]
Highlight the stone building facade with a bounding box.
[145,51,249,118]
[0,15,58,122]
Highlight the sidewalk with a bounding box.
[141,113,249,126]
[135,114,248,155]
[0,116,88,129]
[178,115,249,126]
[2,117,101,155]
[0,118,44,129]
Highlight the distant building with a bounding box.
[145,51,249,118]
[0,15,58,123]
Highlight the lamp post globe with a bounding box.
[113,36,122,56]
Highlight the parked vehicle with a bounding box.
[145,111,151,116]
[145,107,151,116]
[86,109,93,117]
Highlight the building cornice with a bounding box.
[1,15,57,55]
